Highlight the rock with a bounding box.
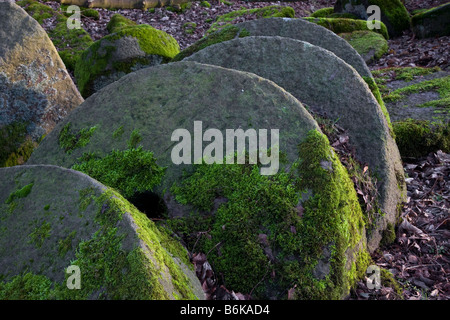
[412,3,450,39]
[303,17,389,40]
[74,24,180,98]
[17,0,94,71]
[29,61,320,191]
[0,1,83,167]
[184,36,406,252]
[174,17,374,79]
[0,165,203,300]
[334,0,411,38]
[339,30,389,63]
[27,61,370,299]
[106,13,137,34]
[206,5,295,34]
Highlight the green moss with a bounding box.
[71,146,165,199]
[0,121,36,168]
[380,222,396,247]
[340,30,388,61]
[58,122,98,154]
[81,8,99,20]
[303,17,389,40]
[5,183,34,205]
[393,119,450,158]
[200,1,211,8]
[367,0,411,36]
[19,0,54,24]
[380,268,403,297]
[169,130,368,299]
[310,7,334,18]
[74,24,179,98]
[373,66,441,83]
[183,22,197,35]
[328,13,359,19]
[383,76,450,108]
[207,5,295,34]
[173,25,250,62]
[106,14,137,33]
[0,273,54,300]
[28,221,51,248]
[112,125,125,139]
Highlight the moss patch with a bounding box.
[0,121,36,168]
[393,119,450,159]
[303,17,389,40]
[58,122,98,154]
[169,130,368,299]
[340,30,388,62]
[311,7,334,18]
[74,24,179,97]
[207,5,295,34]
[106,13,137,33]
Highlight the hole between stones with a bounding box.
[128,191,167,220]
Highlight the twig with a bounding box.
[206,241,223,256]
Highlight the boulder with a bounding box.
[174,17,374,79]
[0,165,204,300]
[334,0,411,37]
[339,30,389,63]
[74,24,180,98]
[184,36,406,252]
[27,61,370,299]
[412,3,450,38]
[0,1,83,167]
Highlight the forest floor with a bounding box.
[19,0,449,300]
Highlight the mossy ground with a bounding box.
[167,130,369,299]
[393,119,450,159]
[74,24,180,98]
[206,5,295,34]
[303,17,389,40]
[340,30,388,62]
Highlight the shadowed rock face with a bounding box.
[184,36,406,252]
[0,2,83,164]
[0,165,204,300]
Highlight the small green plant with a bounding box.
[58,123,97,154]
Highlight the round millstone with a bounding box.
[175,17,373,80]
[184,36,406,252]
[0,164,204,300]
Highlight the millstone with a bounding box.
[0,164,203,300]
[184,36,406,252]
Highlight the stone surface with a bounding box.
[74,24,180,98]
[0,2,83,166]
[334,0,411,38]
[175,17,373,79]
[0,164,204,300]
[184,36,406,252]
[339,30,389,63]
[412,3,450,39]
[26,61,371,299]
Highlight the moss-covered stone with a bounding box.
[310,7,335,18]
[334,0,411,37]
[303,17,389,39]
[206,5,295,34]
[340,30,388,63]
[74,24,180,97]
[0,165,203,300]
[412,3,450,38]
[393,119,450,159]
[106,13,137,33]
[168,130,369,299]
